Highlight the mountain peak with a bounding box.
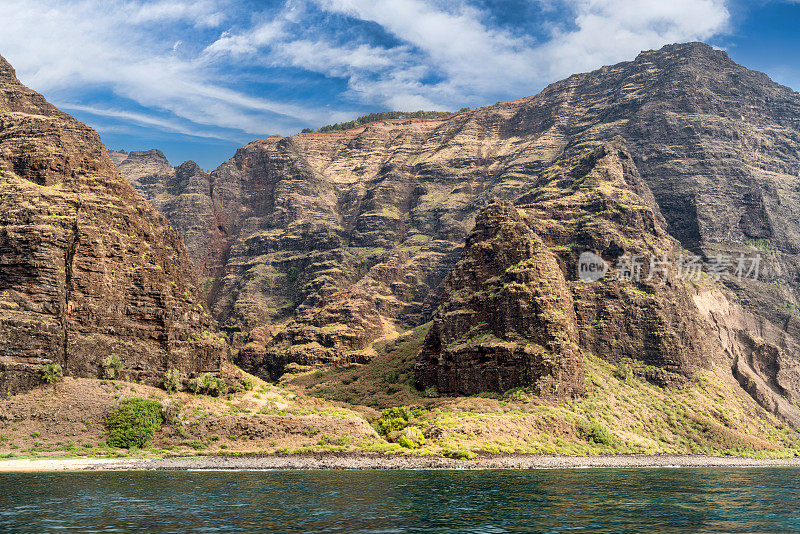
[634,41,735,68]
[127,149,170,165]
[177,160,201,173]
[0,54,16,82]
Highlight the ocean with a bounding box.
[2,468,799,532]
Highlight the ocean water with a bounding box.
[1,468,800,533]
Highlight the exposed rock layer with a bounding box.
[0,55,226,395]
[115,43,800,419]
[110,150,227,279]
[416,142,719,397]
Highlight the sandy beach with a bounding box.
[3,453,800,472]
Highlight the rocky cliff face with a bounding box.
[416,141,717,397]
[0,55,226,396]
[110,150,227,279]
[414,200,586,397]
[113,43,800,423]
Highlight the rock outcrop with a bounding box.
[0,55,226,396]
[417,141,717,395]
[414,200,585,397]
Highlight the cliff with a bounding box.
[114,43,800,425]
[0,55,227,395]
[109,150,228,279]
[416,141,718,397]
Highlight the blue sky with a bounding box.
[2,0,798,169]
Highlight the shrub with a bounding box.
[105,397,163,449]
[613,361,633,381]
[187,376,202,394]
[101,354,123,380]
[577,420,614,446]
[160,398,182,425]
[313,110,456,133]
[186,373,228,397]
[162,369,182,393]
[376,406,415,435]
[201,374,228,397]
[241,375,255,391]
[375,406,427,449]
[287,267,300,284]
[38,363,63,384]
[442,448,477,460]
[423,385,439,398]
[396,427,425,449]
[229,374,255,393]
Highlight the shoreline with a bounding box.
[3,453,800,472]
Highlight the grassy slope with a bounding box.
[2,324,799,459]
[282,324,800,458]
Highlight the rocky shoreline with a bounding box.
[3,453,800,472]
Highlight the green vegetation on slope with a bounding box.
[282,323,800,458]
[301,109,469,134]
[4,324,800,460]
[105,397,163,449]
[282,324,431,409]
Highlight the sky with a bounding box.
[1,0,799,169]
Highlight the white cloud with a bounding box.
[0,0,733,147]
[203,21,288,56]
[540,0,731,78]
[57,103,242,141]
[126,0,227,27]
[309,0,731,106]
[0,0,342,139]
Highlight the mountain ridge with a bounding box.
[114,42,800,426]
[4,43,800,459]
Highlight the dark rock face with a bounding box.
[0,55,226,395]
[112,43,800,421]
[415,201,585,397]
[417,142,716,396]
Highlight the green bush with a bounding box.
[38,363,63,384]
[105,397,163,449]
[376,406,427,449]
[187,376,202,394]
[287,267,300,284]
[442,448,477,460]
[162,369,182,393]
[577,420,614,446]
[376,406,414,435]
[612,361,633,381]
[101,354,123,380]
[201,374,228,397]
[241,375,255,391]
[230,375,255,393]
[396,427,425,449]
[186,373,228,397]
[313,110,456,133]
